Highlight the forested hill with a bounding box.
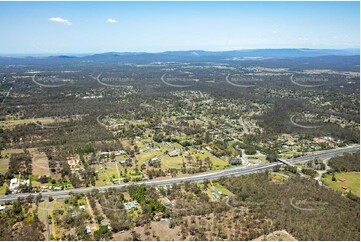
[0,49,359,71]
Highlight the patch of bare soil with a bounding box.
[32,151,51,177]
[253,230,297,241]
[112,220,182,241]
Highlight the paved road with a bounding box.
[0,146,358,202]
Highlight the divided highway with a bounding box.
[0,146,359,202]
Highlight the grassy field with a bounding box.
[126,138,229,171]
[0,184,7,195]
[1,117,53,128]
[322,172,360,197]
[210,182,234,197]
[271,173,288,183]
[0,158,9,172]
[161,148,228,170]
[32,150,51,177]
[198,182,235,201]
[48,198,69,240]
[135,141,179,164]
[136,150,161,163]
[196,151,229,169]
[161,155,183,169]
[30,175,49,187]
[93,162,121,186]
[34,201,50,240]
[1,148,38,156]
[1,116,76,130]
[50,198,68,210]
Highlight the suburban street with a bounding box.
[0,145,359,203]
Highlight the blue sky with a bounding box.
[0,1,359,54]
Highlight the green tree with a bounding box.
[12,200,22,214]
[332,174,337,181]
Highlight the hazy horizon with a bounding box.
[0,47,360,58]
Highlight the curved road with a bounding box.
[0,146,358,202]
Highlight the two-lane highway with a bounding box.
[0,146,358,202]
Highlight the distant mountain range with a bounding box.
[80,48,360,60]
[156,48,360,58]
[0,49,359,68]
[1,48,360,60]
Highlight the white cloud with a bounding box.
[297,36,309,41]
[107,18,117,23]
[272,30,278,34]
[49,17,72,26]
